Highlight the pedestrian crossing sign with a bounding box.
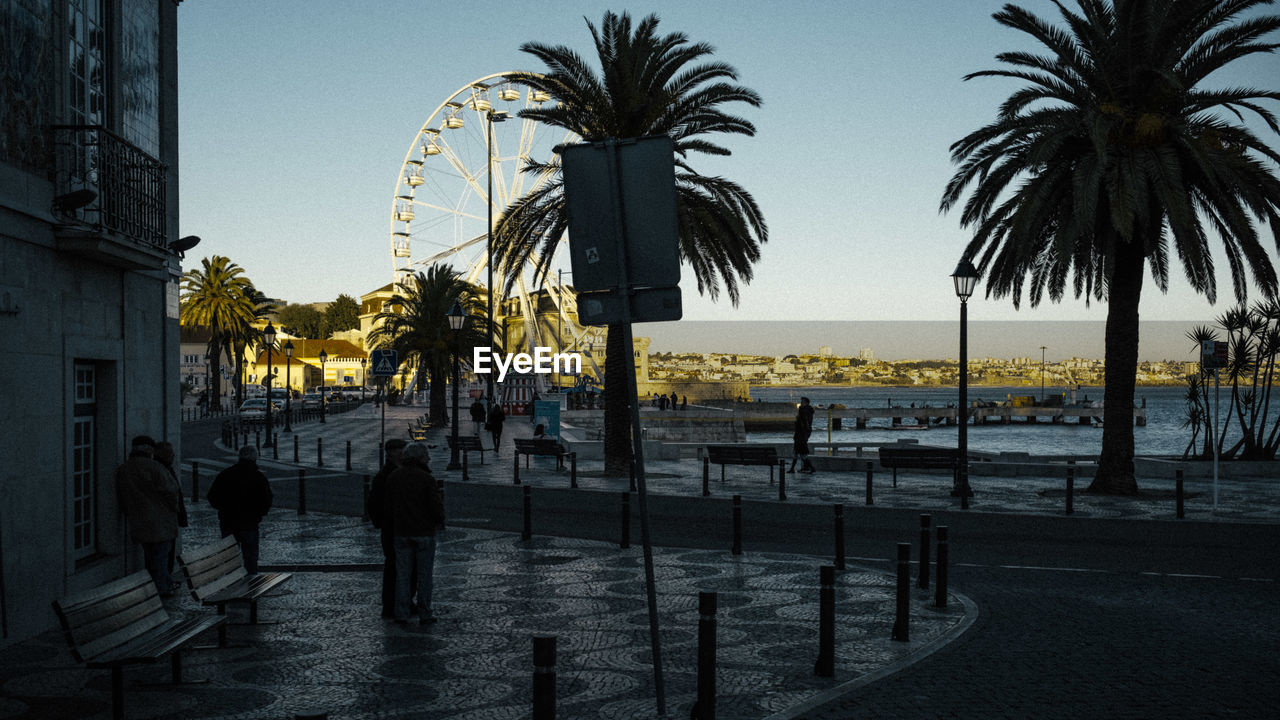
[370,349,398,377]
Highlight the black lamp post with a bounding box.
[263,322,276,446]
[446,300,467,470]
[205,350,214,416]
[283,341,294,432]
[485,109,509,409]
[952,257,979,506]
[318,349,328,423]
[360,357,367,405]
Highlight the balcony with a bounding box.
[52,125,169,269]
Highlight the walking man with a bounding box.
[369,438,409,619]
[790,397,817,474]
[386,442,445,624]
[469,397,486,438]
[116,435,181,595]
[207,445,273,573]
[487,402,506,454]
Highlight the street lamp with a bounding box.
[952,257,979,507]
[1040,345,1047,402]
[263,322,276,446]
[204,350,214,416]
[446,299,467,471]
[485,109,509,410]
[283,341,294,432]
[318,349,328,423]
[360,357,367,405]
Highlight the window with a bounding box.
[68,0,108,128]
[72,363,97,559]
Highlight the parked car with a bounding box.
[266,388,291,403]
[301,393,323,410]
[238,398,282,418]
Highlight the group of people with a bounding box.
[368,439,446,624]
[116,435,273,598]
[651,392,687,411]
[468,397,506,453]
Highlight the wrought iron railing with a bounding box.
[52,125,168,250]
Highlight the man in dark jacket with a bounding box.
[368,438,409,618]
[116,435,181,595]
[469,397,486,437]
[791,397,817,474]
[487,403,506,454]
[207,445,273,573]
[386,442,445,624]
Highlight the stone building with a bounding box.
[0,1,185,642]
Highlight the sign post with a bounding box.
[1201,340,1228,513]
[370,349,399,457]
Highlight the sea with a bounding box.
[745,385,1239,458]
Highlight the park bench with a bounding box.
[447,434,486,465]
[177,535,292,646]
[408,422,429,442]
[705,444,781,483]
[878,446,961,488]
[51,569,227,720]
[513,437,577,483]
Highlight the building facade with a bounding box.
[0,0,184,642]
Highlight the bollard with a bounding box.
[255,430,261,451]
[273,433,279,460]
[298,469,307,515]
[865,462,874,506]
[693,591,717,719]
[935,526,949,609]
[191,461,200,503]
[1066,467,1075,515]
[1176,469,1185,519]
[778,465,787,501]
[702,456,710,497]
[731,495,743,556]
[346,440,352,471]
[570,454,578,489]
[362,475,372,523]
[918,514,932,589]
[834,504,846,570]
[531,635,556,720]
[294,434,300,463]
[462,451,470,482]
[777,458,783,486]
[378,440,383,469]
[629,460,637,492]
[513,452,521,485]
[892,543,910,642]
[620,492,631,549]
[522,485,532,541]
[814,565,836,677]
[243,429,249,448]
[317,437,324,468]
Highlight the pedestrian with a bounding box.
[658,394,668,411]
[385,442,445,624]
[369,438,410,619]
[469,397,486,437]
[681,395,688,410]
[207,445,273,573]
[116,435,181,596]
[670,391,679,410]
[152,441,189,576]
[487,402,506,454]
[790,397,817,474]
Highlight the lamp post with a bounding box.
[1040,345,1047,402]
[283,341,294,432]
[204,350,214,416]
[318,349,328,423]
[361,357,367,405]
[485,109,509,410]
[952,258,979,504]
[262,322,276,446]
[446,300,467,470]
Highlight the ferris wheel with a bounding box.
[389,72,595,371]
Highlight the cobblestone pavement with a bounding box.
[0,503,970,719]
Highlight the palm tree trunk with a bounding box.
[602,325,632,477]
[1090,244,1143,495]
[429,364,448,426]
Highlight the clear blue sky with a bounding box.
[178,0,1280,330]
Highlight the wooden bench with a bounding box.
[178,536,292,646]
[447,434,486,464]
[51,569,226,720]
[878,446,961,488]
[408,423,429,442]
[705,444,781,483]
[513,437,577,484]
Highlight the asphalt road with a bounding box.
[182,419,1280,718]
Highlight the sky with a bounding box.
[177,0,1280,336]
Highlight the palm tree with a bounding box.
[942,0,1280,494]
[224,289,277,409]
[368,265,487,427]
[497,11,768,475]
[179,256,259,409]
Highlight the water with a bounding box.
[746,385,1209,457]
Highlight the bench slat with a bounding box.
[88,614,225,666]
[202,572,292,606]
[514,439,570,456]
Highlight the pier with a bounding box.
[734,404,1146,430]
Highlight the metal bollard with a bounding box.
[702,456,711,497]
[1176,469,1185,519]
[522,485,532,541]
[935,526,949,609]
[814,565,835,676]
[243,429,249,448]
[1066,467,1075,515]
[273,433,279,460]
[191,461,200,503]
[255,430,261,450]
[362,475,372,523]
[778,464,787,501]
[298,469,307,515]
[462,451,470,482]
[834,504,846,571]
[892,543,910,642]
[513,452,521,485]
[629,460,637,492]
[776,458,783,486]
[570,454,577,489]
[865,462,874,506]
[346,440,352,471]
[317,437,324,467]
[918,514,932,589]
[294,434,300,463]
[531,635,556,720]
[620,492,631,549]
[731,495,743,556]
[693,591,717,719]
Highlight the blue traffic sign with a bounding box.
[370,349,398,377]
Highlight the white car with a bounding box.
[238,398,282,418]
